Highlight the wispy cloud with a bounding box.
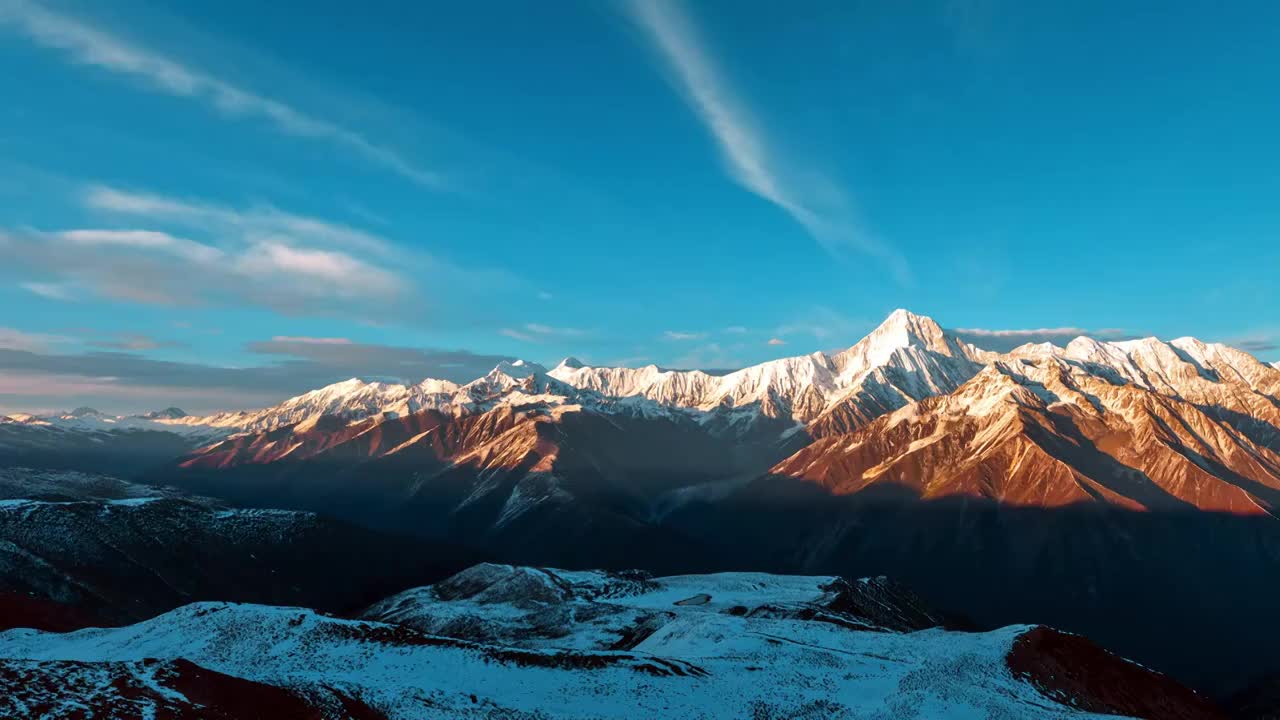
[0,340,517,414]
[608,355,652,368]
[1237,339,1278,353]
[0,372,273,417]
[3,223,406,315]
[623,0,910,283]
[85,185,396,256]
[19,223,402,304]
[525,323,584,337]
[0,185,459,321]
[663,330,707,341]
[767,337,786,346]
[87,332,186,351]
[955,326,1095,339]
[235,241,403,296]
[0,0,441,187]
[59,228,222,263]
[1225,331,1279,356]
[952,326,1134,352]
[499,323,585,343]
[776,306,868,342]
[670,341,742,372]
[270,336,353,345]
[245,338,514,385]
[16,184,520,325]
[0,327,70,352]
[20,281,74,301]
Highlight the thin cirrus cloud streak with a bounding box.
[4,183,525,328]
[951,326,1135,353]
[19,282,73,301]
[622,0,911,285]
[84,185,397,257]
[88,333,186,351]
[0,327,70,353]
[2,186,410,317]
[499,324,586,343]
[1225,332,1279,355]
[270,336,354,346]
[0,0,441,188]
[54,227,400,298]
[0,339,521,414]
[59,228,223,263]
[953,326,1128,340]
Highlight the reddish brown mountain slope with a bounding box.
[773,359,1280,514]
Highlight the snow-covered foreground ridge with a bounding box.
[0,563,1219,720]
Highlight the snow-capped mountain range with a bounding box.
[120,306,1280,699]
[5,310,1280,705]
[16,308,1274,444]
[7,309,1280,524]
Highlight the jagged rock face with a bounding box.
[150,310,1001,569]
[0,565,1221,720]
[7,309,1277,481]
[729,344,1280,696]
[28,307,1277,529]
[165,307,1280,545]
[172,405,796,574]
[771,353,1280,514]
[548,309,985,426]
[807,343,983,437]
[550,351,843,421]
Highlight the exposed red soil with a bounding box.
[1006,626,1225,720]
[0,657,342,720]
[161,658,329,719]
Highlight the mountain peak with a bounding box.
[816,310,981,397]
[834,310,956,369]
[66,407,103,418]
[883,307,929,324]
[1008,341,1065,358]
[415,377,460,394]
[138,407,187,420]
[877,308,944,336]
[491,359,548,379]
[555,356,585,370]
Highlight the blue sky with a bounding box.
[1,0,1278,413]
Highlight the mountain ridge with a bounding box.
[0,562,1226,719]
[5,309,1280,699]
[6,309,1275,444]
